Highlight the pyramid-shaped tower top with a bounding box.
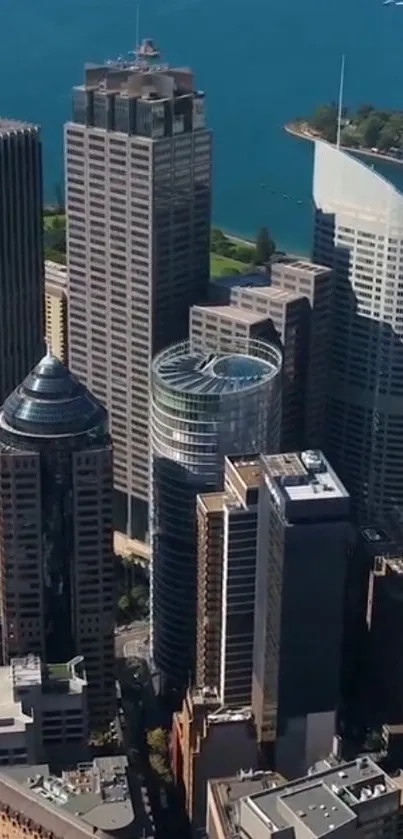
[1,354,107,438]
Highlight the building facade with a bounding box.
[65,58,211,541]
[44,261,68,363]
[0,120,44,404]
[270,260,333,450]
[150,340,282,687]
[0,655,89,768]
[171,686,258,836]
[0,354,115,726]
[0,755,145,839]
[313,139,403,521]
[252,450,350,778]
[207,757,403,839]
[196,455,261,707]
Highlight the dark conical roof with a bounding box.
[1,354,107,437]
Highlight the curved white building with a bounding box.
[313,140,403,521]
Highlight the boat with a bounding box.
[137,39,160,58]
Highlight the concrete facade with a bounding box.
[44,261,68,363]
[313,139,403,521]
[196,455,261,707]
[207,757,403,839]
[66,59,211,541]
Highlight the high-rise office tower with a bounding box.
[270,260,333,449]
[0,354,115,725]
[252,450,350,778]
[0,120,44,403]
[313,140,403,520]
[196,455,261,707]
[150,340,282,688]
[65,59,212,540]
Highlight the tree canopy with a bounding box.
[254,227,276,264]
[305,103,403,154]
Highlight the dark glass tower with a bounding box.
[0,354,115,725]
[0,120,44,403]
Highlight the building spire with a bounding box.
[336,55,345,150]
[45,336,52,358]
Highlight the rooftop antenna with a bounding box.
[336,54,345,150]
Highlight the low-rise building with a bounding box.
[0,754,154,839]
[0,655,89,766]
[171,687,258,836]
[207,757,403,839]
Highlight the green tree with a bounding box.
[377,124,397,152]
[254,227,275,264]
[339,127,359,148]
[117,593,130,615]
[360,114,384,148]
[147,727,167,752]
[356,104,374,120]
[234,244,254,263]
[309,103,338,142]
[149,752,172,783]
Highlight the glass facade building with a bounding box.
[0,354,115,726]
[150,339,282,686]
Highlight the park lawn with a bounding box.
[43,213,66,232]
[210,251,244,278]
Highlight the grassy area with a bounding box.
[47,662,69,679]
[43,213,65,232]
[210,251,245,278]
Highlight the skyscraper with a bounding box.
[252,450,350,778]
[65,58,212,541]
[0,354,115,725]
[0,120,44,403]
[150,339,282,688]
[313,139,403,521]
[196,455,261,707]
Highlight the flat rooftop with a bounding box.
[45,260,68,290]
[245,757,398,839]
[0,667,32,735]
[234,285,304,304]
[4,757,140,838]
[212,272,269,290]
[197,455,261,515]
[228,455,261,490]
[209,769,286,837]
[263,450,348,507]
[192,304,270,325]
[197,490,227,515]
[0,118,37,134]
[274,259,332,276]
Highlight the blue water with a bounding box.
[1,0,403,253]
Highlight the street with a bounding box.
[115,620,149,659]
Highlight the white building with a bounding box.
[0,655,89,766]
[313,140,403,521]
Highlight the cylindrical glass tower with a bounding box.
[150,339,282,686]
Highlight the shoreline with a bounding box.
[284,123,403,167]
